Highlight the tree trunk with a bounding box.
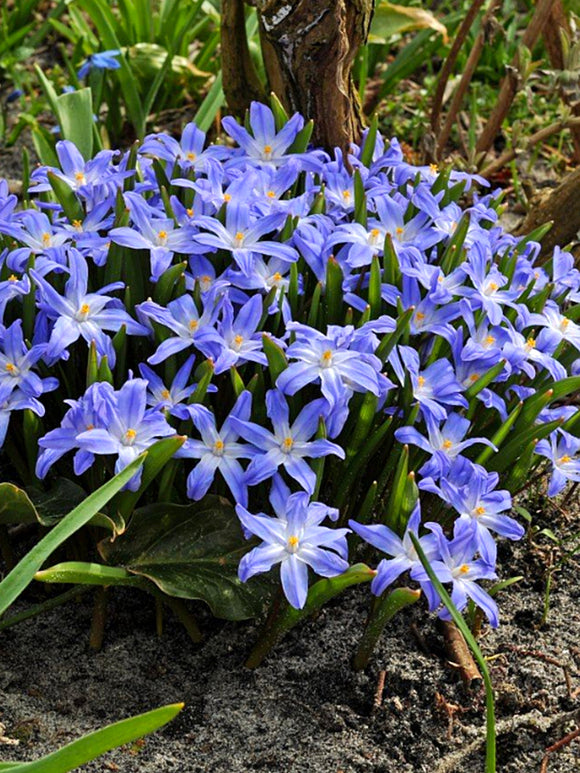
[515,167,580,259]
[221,0,374,154]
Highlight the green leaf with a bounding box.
[410,534,496,773]
[0,454,146,618]
[246,564,376,668]
[47,172,84,222]
[75,0,146,135]
[0,703,183,773]
[193,72,224,133]
[352,586,421,670]
[113,435,186,520]
[262,333,288,383]
[34,561,144,587]
[0,483,38,525]
[99,498,273,620]
[369,1,448,44]
[56,88,94,160]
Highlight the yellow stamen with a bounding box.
[282,436,294,451]
[74,172,86,183]
[186,152,197,161]
[125,428,137,440]
[469,373,480,382]
[213,439,224,454]
[559,454,572,464]
[526,337,536,348]
[80,303,90,315]
[485,335,495,346]
[395,226,404,236]
[442,439,453,449]
[161,389,170,399]
[266,190,276,198]
[561,318,570,330]
[429,163,439,174]
[5,363,15,372]
[223,193,232,202]
[475,506,486,515]
[287,535,299,550]
[41,232,51,247]
[263,144,272,155]
[321,349,333,364]
[189,319,199,331]
[86,423,94,431]
[488,282,498,292]
[417,375,426,387]
[186,208,194,217]
[72,219,83,231]
[272,272,282,283]
[342,190,351,199]
[8,274,17,282]
[234,334,244,346]
[459,564,470,574]
[415,312,425,322]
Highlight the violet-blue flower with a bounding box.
[237,490,349,609]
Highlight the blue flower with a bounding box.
[222,102,313,169]
[277,323,382,407]
[349,502,438,596]
[413,519,499,628]
[536,430,580,496]
[395,413,496,479]
[110,192,203,281]
[193,200,298,276]
[74,379,176,490]
[209,295,269,374]
[393,346,467,421]
[36,381,114,479]
[0,320,58,397]
[231,389,344,493]
[237,490,349,609]
[138,355,199,416]
[31,249,148,367]
[431,460,524,563]
[77,49,122,80]
[138,292,221,365]
[175,391,257,506]
[0,383,45,449]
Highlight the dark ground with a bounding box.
[0,494,579,773]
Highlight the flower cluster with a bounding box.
[0,102,578,622]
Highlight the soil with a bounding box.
[0,494,579,773]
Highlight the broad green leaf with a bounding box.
[0,454,145,618]
[0,703,183,773]
[0,483,37,525]
[99,497,272,620]
[56,88,94,160]
[369,1,448,45]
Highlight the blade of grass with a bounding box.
[0,703,183,773]
[0,453,146,618]
[410,533,496,773]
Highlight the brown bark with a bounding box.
[255,0,375,154]
[221,0,267,116]
[542,0,580,162]
[515,166,580,258]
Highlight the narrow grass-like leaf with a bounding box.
[0,454,146,618]
[410,533,496,773]
[0,703,183,773]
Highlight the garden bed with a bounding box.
[1,499,578,773]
